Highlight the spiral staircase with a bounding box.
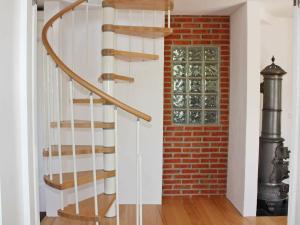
[42,0,173,224]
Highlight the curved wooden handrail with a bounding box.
[42,0,152,122]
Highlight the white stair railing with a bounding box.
[114,107,120,225]
[55,65,64,210]
[69,79,80,214]
[136,118,142,225]
[89,94,99,224]
[46,54,53,181]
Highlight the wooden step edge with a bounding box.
[73,98,107,104]
[44,170,116,190]
[99,73,134,83]
[57,194,116,222]
[102,49,159,61]
[102,24,173,38]
[50,121,115,129]
[43,146,115,157]
[102,0,174,11]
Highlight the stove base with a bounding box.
[256,199,288,216]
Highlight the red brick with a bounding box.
[163,15,229,197]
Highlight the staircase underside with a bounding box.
[102,25,173,38]
[50,120,115,129]
[102,0,174,11]
[99,73,134,83]
[44,170,115,190]
[102,49,159,62]
[58,194,116,222]
[43,145,115,157]
[73,98,107,104]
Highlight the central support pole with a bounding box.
[102,4,117,218]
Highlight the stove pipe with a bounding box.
[258,57,290,214]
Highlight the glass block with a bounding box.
[188,47,203,61]
[204,110,218,124]
[204,47,218,61]
[204,63,218,77]
[204,95,218,109]
[205,79,218,93]
[188,79,202,93]
[188,63,202,77]
[189,110,202,124]
[173,95,186,108]
[172,47,187,61]
[173,110,187,124]
[173,79,186,93]
[173,63,187,77]
[189,95,202,109]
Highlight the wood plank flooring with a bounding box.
[41,196,287,225]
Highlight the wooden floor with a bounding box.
[42,196,287,225]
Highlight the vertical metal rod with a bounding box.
[86,3,89,76]
[168,10,171,28]
[153,11,156,55]
[55,66,64,210]
[114,107,120,225]
[89,94,99,225]
[128,10,132,77]
[69,79,79,214]
[71,10,75,70]
[47,55,53,180]
[90,98,98,216]
[137,118,142,225]
[142,11,145,54]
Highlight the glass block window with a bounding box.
[172,46,220,125]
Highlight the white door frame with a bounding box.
[21,0,40,224]
[288,6,300,225]
[25,2,300,225]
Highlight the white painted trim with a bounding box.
[0,181,2,225]
[288,7,300,225]
[18,1,40,225]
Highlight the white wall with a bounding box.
[260,13,294,149]
[289,7,300,225]
[0,1,39,225]
[227,1,261,216]
[228,1,294,217]
[227,3,247,214]
[41,2,165,214]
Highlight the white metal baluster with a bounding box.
[89,94,99,225]
[167,10,171,28]
[71,9,75,70]
[69,79,79,214]
[86,2,89,76]
[43,49,49,176]
[128,10,132,78]
[47,54,53,180]
[55,66,64,210]
[153,11,156,55]
[136,118,142,225]
[114,107,120,225]
[142,11,145,54]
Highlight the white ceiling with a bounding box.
[173,0,293,17]
[37,0,294,17]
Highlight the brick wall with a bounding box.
[163,16,230,196]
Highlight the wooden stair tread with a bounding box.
[103,25,173,38]
[58,194,116,222]
[102,49,159,62]
[103,0,174,11]
[44,170,115,190]
[50,120,114,129]
[73,98,107,104]
[99,73,134,83]
[43,145,115,157]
